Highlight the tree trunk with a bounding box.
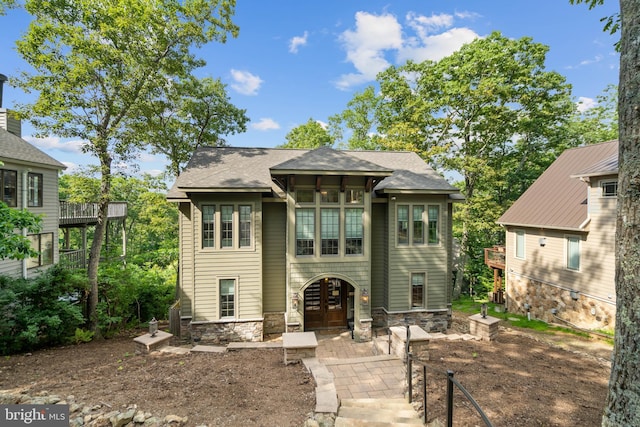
[603,1,640,424]
[86,151,112,334]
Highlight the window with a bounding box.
[346,189,364,204]
[220,279,235,318]
[345,208,363,255]
[515,230,525,259]
[601,180,618,197]
[202,205,216,248]
[239,205,252,248]
[296,209,315,255]
[221,205,233,248]
[411,273,425,308]
[1,169,17,207]
[428,205,439,244]
[320,188,339,203]
[27,233,53,269]
[567,236,580,271]
[413,205,424,244]
[397,205,409,245]
[296,189,314,203]
[27,173,43,207]
[321,208,339,255]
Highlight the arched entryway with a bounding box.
[304,277,354,330]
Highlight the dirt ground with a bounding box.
[0,314,613,427]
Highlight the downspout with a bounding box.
[22,170,28,279]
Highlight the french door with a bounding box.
[304,278,347,329]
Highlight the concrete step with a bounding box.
[336,398,423,426]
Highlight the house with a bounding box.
[0,107,67,278]
[496,140,618,330]
[167,146,461,343]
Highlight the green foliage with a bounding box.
[280,118,334,148]
[96,262,175,336]
[0,265,86,355]
[73,328,94,344]
[0,201,42,260]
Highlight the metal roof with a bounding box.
[498,140,618,231]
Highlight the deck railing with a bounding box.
[59,201,127,225]
[484,246,505,270]
[59,249,87,270]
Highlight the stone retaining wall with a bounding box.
[263,312,286,335]
[190,319,263,344]
[372,308,449,333]
[507,273,616,330]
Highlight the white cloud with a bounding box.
[335,11,479,90]
[25,135,87,154]
[252,118,280,131]
[577,96,597,113]
[230,69,263,96]
[289,31,309,53]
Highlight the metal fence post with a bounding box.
[422,365,427,424]
[407,353,413,403]
[447,370,454,427]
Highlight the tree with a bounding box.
[10,0,239,332]
[329,86,383,150]
[373,32,575,298]
[280,118,334,148]
[603,1,640,424]
[138,75,249,178]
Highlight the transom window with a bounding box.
[28,173,43,207]
[320,188,339,203]
[296,189,315,203]
[1,169,17,207]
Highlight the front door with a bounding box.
[304,278,348,330]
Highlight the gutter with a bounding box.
[21,170,28,279]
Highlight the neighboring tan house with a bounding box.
[168,146,461,343]
[496,140,618,330]
[1,108,67,278]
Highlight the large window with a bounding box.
[28,173,43,207]
[515,230,525,259]
[296,209,315,255]
[219,279,236,318]
[567,236,580,271]
[411,272,425,308]
[202,205,216,248]
[345,208,363,255]
[27,233,53,269]
[428,205,439,244]
[1,169,17,207]
[239,205,252,248]
[413,206,424,244]
[321,208,339,255]
[397,205,409,245]
[221,205,233,248]
[601,180,618,197]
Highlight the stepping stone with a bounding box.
[191,345,226,353]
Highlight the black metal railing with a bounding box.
[398,325,493,427]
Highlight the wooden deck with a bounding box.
[59,201,127,226]
[484,246,505,270]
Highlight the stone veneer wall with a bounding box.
[189,319,263,344]
[507,273,616,330]
[263,312,286,335]
[372,308,449,333]
[355,319,372,342]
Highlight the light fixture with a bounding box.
[361,289,369,305]
[149,317,158,337]
[570,290,579,301]
[481,303,488,318]
[539,238,546,247]
[291,292,299,311]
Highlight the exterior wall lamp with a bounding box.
[360,289,369,305]
[291,292,299,311]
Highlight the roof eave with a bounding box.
[497,221,589,232]
[270,169,392,177]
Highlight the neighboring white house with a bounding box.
[497,140,618,330]
[1,108,67,278]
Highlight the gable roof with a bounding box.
[168,146,458,200]
[498,140,618,231]
[0,128,67,170]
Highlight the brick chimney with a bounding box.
[0,73,22,137]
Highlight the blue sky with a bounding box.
[0,1,620,178]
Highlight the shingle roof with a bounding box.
[167,146,458,200]
[0,128,66,169]
[498,140,618,231]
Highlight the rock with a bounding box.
[143,416,161,426]
[111,408,135,427]
[164,414,187,425]
[133,410,146,423]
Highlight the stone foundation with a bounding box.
[354,318,372,342]
[389,325,430,361]
[373,308,449,333]
[507,273,616,330]
[264,312,286,335]
[468,314,500,341]
[190,319,263,345]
